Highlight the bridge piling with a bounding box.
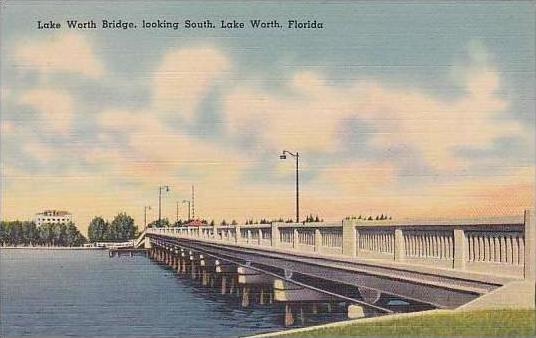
[284,304,294,326]
[241,286,250,307]
[221,276,228,294]
[229,275,236,295]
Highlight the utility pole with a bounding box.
[144,205,151,230]
[176,201,179,223]
[182,200,191,221]
[158,185,170,227]
[192,185,195,219]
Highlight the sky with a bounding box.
[1,1,534,235]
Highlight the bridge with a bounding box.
[134,210,535,325]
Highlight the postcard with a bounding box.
[1,1,534,337]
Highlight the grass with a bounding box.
[281,310,536,337]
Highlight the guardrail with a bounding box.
[147,210,534,280]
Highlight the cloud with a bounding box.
[1,121,14,134]
[95,109,250,187]
[19,89,74,134]
[153,47,230,121]
[223,46,524,172]
[14,33,104,79]
[22,141,56,163]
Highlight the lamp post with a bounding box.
[182,200,191,221]
[176,201,180,224]
[280,150,300,223]
[158,185,170,227]
[144,205,152,230]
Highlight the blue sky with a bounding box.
[1,1,534,232]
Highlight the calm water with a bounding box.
[0,249,346,337]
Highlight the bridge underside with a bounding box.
[149,234,501,312]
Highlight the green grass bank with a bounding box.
[281,310,535,337]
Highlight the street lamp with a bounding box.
[182,200,191,221]
[144,205,152,230]
[158,185,170,227]
[280,150,300,223]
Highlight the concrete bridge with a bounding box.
[135,210,535,324]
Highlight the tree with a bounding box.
[53,223,67,246]
[39,223,54,246]
[88,216,108,242]
[9,221,23,246]
[0,221,6,246]
[231,220,237,225]
[109,212,137,241]
[65,222,87,246]
[22,222,38,245]
[221,219,227,226]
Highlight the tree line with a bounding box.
[0,221,87,247]
[146,215,326,228]
[345,214,392,221]
[88,212,138,242]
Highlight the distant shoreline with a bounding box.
[0,246,106,250]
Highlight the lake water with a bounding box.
[0,249,346,337]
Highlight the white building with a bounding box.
[34,210,72,226]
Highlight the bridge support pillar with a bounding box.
[180,251,188,273]
[347,304,365,319]
[229,275,236,295]
[284,304,294,326]
[144,236,152,249]
[259,287,266,305]
[173,251,179,269]
[241,286,250,307]
[221,275,228,294]
[200,255,216,287]
[273,279,334,302]
[237,266,275,307]
[190,255,197,279]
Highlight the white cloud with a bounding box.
[19,89,74,134]
[14,33,104,79]
[95,109,250,187]
[22,141,56,163]
[1,121,15,134]
[223,46,524,171]
[153,47,230,121]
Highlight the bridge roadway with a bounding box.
[149,234,501,311]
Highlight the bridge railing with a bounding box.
[147,210,534,280]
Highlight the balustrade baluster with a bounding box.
[506,235,513,264]
[512,234,519,265]
[500,236,507,263]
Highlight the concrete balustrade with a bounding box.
[147,210,535,280]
